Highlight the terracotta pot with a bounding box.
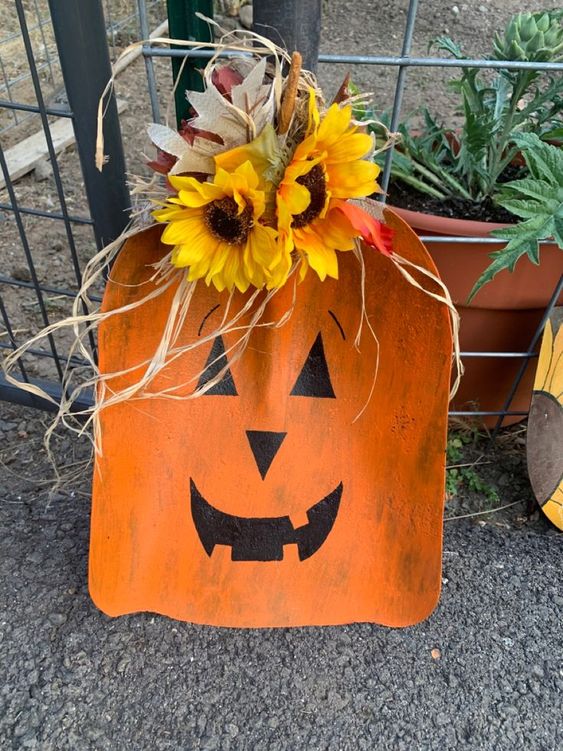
[390,205,562,426]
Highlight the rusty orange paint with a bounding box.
[90,208,452,627]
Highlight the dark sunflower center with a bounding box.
[292,164,328,229]
[204,197,253,245]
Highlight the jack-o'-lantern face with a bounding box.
[186,305,363,565]
[190,326,344,563]
[90,211,452,628]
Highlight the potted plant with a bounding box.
[366,11,563,423]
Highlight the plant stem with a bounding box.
[391,170,448,200]
[487,73,531,194]
[409,160,452,194]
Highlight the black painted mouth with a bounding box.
[190,479,342,562]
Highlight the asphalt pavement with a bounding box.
[1,482,562,750]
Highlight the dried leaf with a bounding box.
[188,58,275,147]
[187,86,248,147]
[169,136,224,176]
[147,123,190,159]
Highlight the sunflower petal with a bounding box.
[307,242,339,281]
[172,230,213,268]
[323,132,375,164]
[326,161,381,198]
[316,103,352,148]
[281,181,311,215]
[314,208,357,250]
[161,216,207,245]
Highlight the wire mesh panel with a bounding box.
[0,0,562,431]
[0,0,132,410]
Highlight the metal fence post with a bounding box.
[166,0,214,126]
[47,0,130,248]
[252,0,322,72]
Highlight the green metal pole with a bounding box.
[166,0,214,126]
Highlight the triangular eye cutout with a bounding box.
[290,333,336,398]
[196,336,237,395]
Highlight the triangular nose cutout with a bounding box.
[246,431,287,480]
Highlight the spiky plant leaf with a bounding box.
[468,135,563,300]
[512,132,562,184]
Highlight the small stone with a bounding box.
[33,159,52,181]
[11,265,32,282]
[225,723,239,737]
[223,0,241,16]
[48,612,67,626]
[431,647,442,660]
[478,4,487,11]
[116,657,131,673]
[327,689,350,710]
[239,5,253,29]
[451,5,459,15]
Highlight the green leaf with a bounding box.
[490,213,556,245]
[493,75,511,121]
[541,126,563,140]
[496,178,556,203]
[496,197,546,219]
[468,237,538,301]
[511,132,563,184]
[431,36,465,59]
[470,210,560,300]
[553,215,563,247]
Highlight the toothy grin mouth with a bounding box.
[190,480,342,562]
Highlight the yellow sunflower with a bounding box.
[153,161,285,292]
[276,90,381,281]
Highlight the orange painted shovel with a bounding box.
[90,208,452,627]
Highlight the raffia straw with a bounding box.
[278,51,302,135]
[351,241,380,424]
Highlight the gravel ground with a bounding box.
[1,404,562,750]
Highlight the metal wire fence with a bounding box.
[0,0,165,137]
[0,0,562,435]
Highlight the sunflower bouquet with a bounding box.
[145,50,393,293]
